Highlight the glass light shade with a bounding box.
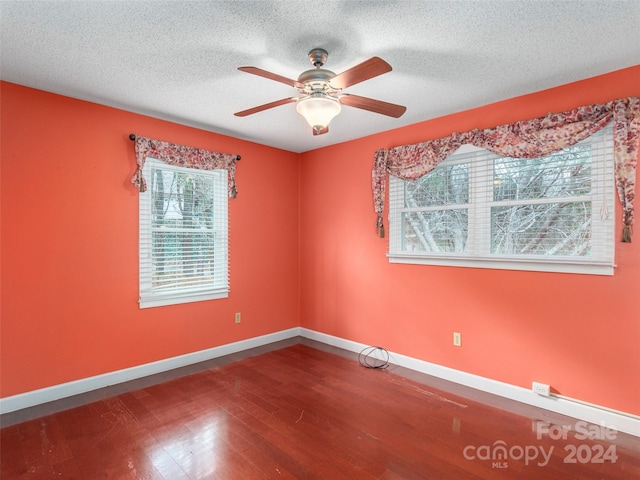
[296,95,341,129]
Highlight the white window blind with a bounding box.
[139,158,229,308]
[388,123,615,275]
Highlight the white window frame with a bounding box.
[139,158,229,308]
[388,124,615,275]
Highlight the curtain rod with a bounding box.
[129,133,241,160]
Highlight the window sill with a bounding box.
[387,253,614,276]
[139,289,228,309]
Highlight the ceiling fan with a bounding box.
[234,48,406,135]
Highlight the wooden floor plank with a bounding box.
[1,341,638,479]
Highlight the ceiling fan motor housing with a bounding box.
[297,68,337,93]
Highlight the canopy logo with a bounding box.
[463,441,552,468]
[462,420,618,469]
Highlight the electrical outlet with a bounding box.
[453,332,461,347]
[532,381,550,396]
[235,312,241,324]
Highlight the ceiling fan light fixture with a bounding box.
[296,94,341,131]
[235,50,405,135]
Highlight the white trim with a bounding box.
[388,254,614,276]
[299,328,640,437]
[139,289,229,309]
[2,326,638,438]
[0,328,301,415]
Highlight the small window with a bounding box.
[388,124,615,275]
[139,158,229,308]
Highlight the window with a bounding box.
[388,124,615,275]
[139,158,229,308]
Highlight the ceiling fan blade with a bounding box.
[234,97,297,117]
[238,66,304,89]
[313,126,329,136]
[339,94,406,118]
[329,57,392,90]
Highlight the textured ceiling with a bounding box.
[2,1,640,153]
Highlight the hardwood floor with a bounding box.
[1,339,639,479]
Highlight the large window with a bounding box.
[388,124,615,275]
[139,158,229,308]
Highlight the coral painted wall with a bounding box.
[2,65,639,417]
[0,82,300,398]
[299,65,640,415]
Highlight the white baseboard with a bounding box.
[0,327,301,415]
[299,328,640,438]
[2,326,638,438]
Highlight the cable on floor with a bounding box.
[358,346,390,369]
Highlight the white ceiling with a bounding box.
[2,1,639,153]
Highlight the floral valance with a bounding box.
[130,135,240,198]
[373,97,640,242]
